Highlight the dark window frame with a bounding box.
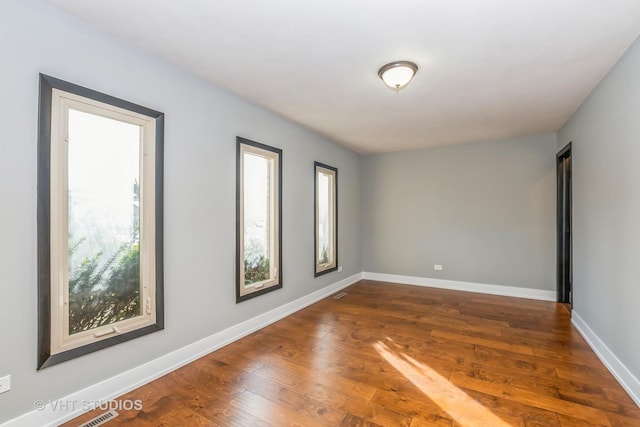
[236,136,283,303]
[37,74,164,369]
[314,161,338,277]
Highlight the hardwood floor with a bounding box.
[64,280,640,426]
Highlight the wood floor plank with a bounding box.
[250,363,362,413]
[431,328,536,356]
[337,397,412,427]
[62,280,639,426]
[231,389,321,426]
[450,372,613,426]
[454,361,640,419]
[338,413,384,427]
[604,411,640,427]
[556,413,610,427]
[238,368,344,425]
[370,387,454,425]
[257,350,378,402]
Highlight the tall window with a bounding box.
[37,75,164,369]
[236,137,282,302]
[314,162,337,276]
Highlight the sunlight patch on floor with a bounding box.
[373,341,511,427]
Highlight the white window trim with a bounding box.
[49,89,157,355]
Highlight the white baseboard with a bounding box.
[362,272,556,301]
[3,273,362,427]
[571,312,640,407]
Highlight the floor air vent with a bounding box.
[78,410,119,427]
[333,292,348,299]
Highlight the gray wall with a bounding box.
[0,1,361,422]
[558,36,640,381]
[362,133,557,290]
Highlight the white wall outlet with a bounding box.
[0,375,11,394]
[434,264,443,271]
[337,266,343,272]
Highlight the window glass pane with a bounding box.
[318,172,332,264]
[67,109,142,334]
[243,152,271,285]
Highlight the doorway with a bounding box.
[557,143,572,305]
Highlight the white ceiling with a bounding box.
[45,0,640,154]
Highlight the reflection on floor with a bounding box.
[374,340,510,426]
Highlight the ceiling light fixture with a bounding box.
[378,61,418,92]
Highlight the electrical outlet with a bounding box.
[337,266,343,272]
[0,375,11,394]
[434,264,443,271]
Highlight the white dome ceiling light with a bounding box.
[378,61,418,92]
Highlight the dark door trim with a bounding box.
[557,142,572,304]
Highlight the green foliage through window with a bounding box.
[319,245,330,265]
[244,256,270,285]
[68,238,141,335]
[244,238,270,285]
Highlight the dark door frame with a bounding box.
[557,142,572,304]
